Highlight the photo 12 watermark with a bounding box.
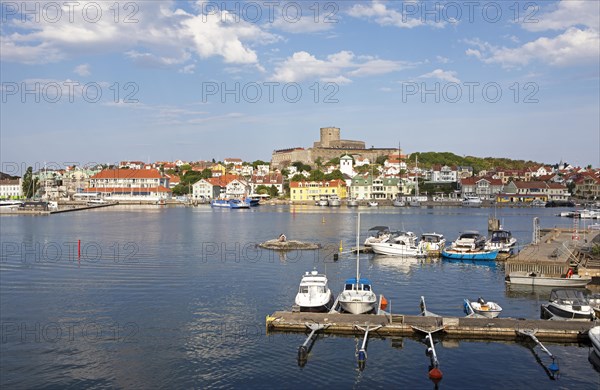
[1,240,140,264]
[1,81,139,104]
[401,81,539,103]
[1,321,139,344]
[199,1,339,24]
[1,1,139,24]
[201,82,339,104]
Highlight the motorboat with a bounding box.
[462,196,482,207]
[347,197,358,207]
[540,289,595,321]
[485,229,517,253]
[338,213,377,314]
[588,294,600,318]
[211,199,250,209]
[244,196,260,207]
[530,199,546,207]
[442,248,499,260]
[317,197,328,206]
[418,233,446,255]
[364,226,391,247]
[0,200,24,208]
[392,197,405,207]
[368,201,379,207]
[464,297,503,318]
[389,230,419,246]
[369,239,425,257]
[294,270,334,312]
[450,231,486,252]
[328,195,341,207]
[589,326,600,357]
[506,271,592,287]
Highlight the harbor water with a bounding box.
[1,205,599,388]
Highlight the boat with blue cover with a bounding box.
[441,248,499,260]
[211,199,250,209]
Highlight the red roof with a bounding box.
[460,177,503,186]
[84,186,171,193]
[91,169,162,179]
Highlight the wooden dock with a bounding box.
[506,228,600,279]
[266,311,596,342]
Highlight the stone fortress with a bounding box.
[271,127,398,168]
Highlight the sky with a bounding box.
[1,0,599,175]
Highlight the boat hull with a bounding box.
[338,290,377,314]
[442,249,499,260]
[541,304,595,321]
[369,242,424,257]
[339,300,376,315]
[507,272,592,287]
[295,294,334,313]
[590,326,600,357]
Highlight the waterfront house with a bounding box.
[249,173,284,195]
[290,179,347,202]
[0,178,22,199]
[572,174,600,200]
[497,180,570,203]
[349,174,400,200]
[86,169,171,201]
[460,177,503,200]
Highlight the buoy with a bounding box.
[429,367,443,382]
[380,295,388,311]
[339,240,343,252]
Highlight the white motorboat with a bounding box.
[450,231,486,252]
[464,297,503,318]
[369,239,425,257]
[364,226,391,247]
[328,195,341,207]
[317,197,328,206]
[0,200,24,208]
[589,326,600,357]
[392,197,405,207]
[506,271,592,287]
[418,233,446,255]
[338,213,377,315]
[347,197,358,207]
[368,201,379,207]
[485,229,517,253]
[294,270,334,312]
[540,289,595,321]
[389,230,419,246]
[462,196,482,207]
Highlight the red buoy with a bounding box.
[429,367,443,382]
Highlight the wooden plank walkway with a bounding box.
[266,311,596,342]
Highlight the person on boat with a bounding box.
[278,233,286,242]
[566,268,574,278]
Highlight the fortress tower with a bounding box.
[318,127,341,148]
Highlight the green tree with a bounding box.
[255,185,269,195]
[325,170,344,180]
[290,174,306,182]
[268,185,279,198]
[308,170,325,181]
[22,166,38,199]
[375,155,387,166]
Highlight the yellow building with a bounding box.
[289,179,347,202]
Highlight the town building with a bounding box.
[460,176,504,200]
[86,169,171,201]
[0,178,22,199]
[289,179,347,202]
[349,175,400,200]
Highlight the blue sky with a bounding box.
[1,0,599,173]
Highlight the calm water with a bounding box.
[1,205,599,389]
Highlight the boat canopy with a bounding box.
[368,226,390,232]
[345,277,371,285]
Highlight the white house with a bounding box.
[339,155,355,177]
[0,178,22,198]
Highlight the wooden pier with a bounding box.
[266,311,596,342]
[506,227,600,279]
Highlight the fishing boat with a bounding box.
[540,289,595,321]
[442,248,499,260]
[485,229,517,253]
[338,213,377,315]
[294,270,334,312]
[506,271,592,287]
[464,297,503,318]
[418,233,446,255]
[462,196,482,207]
[589,326,600,357]
[364,226,391,247]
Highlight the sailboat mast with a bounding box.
[356,213,360,284]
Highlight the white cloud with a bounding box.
[521,1,599,32]
[74,64,91,76]
[419,69,460,83]
[435,55,450,64]
[466,28,599,68]
[179,64,196,74]
[272,50,411,83]
[0,1,280,68]
[347,0,444,29]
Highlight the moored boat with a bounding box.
[211,199,250,209]
[506,271,592,287]
[589,326,600,357]
[451,231,486,252]
[441,248,499,260]
[418,233,446,255]
[364,226,390,247]
[368,201,378,207]
[540,289,595,321]
[328,195,341,207]
[347,197,358,207]
[369,239,425,257]
[294,270,334,312]
[392,197,405,207]
[485,229,517,253]
[464,297,502,318]
[462,196,482,207]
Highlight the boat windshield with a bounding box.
[550,289,589,304]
